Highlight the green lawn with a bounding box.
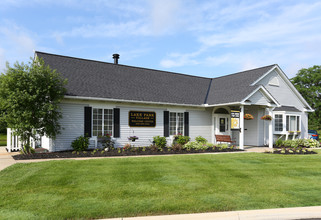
[1,152,321,219]
[0,133,6,146]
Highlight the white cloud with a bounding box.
[148,0,182,34]
[160,1,321,76]
[160,48,205,68]
[0,21,36,73]
[58,21,151,38]
[54,0,186,40]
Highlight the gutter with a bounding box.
[64,95,205,108]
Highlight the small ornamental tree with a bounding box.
[0,57,67,153]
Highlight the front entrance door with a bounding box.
[214,114,230,135]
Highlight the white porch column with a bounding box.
[211,112,215,144]
[268,108,273,149]
[239,105,244,150]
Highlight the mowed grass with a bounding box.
[1,152,321,219]
[0,133,6,146]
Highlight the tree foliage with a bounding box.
[291,65,321,130]
[0,57,67,152]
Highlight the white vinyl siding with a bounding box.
[189,109,212,142]
[258,70,305,110]
[51,103,86,151]
[247,90,270,105]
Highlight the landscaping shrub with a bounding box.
[123,143,132,150]
[183,141,208,150]
[283,140,293,147]
[153,136,167,148]
[71,135,89,151]
[275,138,283,147]
[98,134,115,150]
[278,139,320,148]
[304,139,320,148]
[217,143,229,149]
[195,136,207,144]
[150,144,159,152]
[171,143,183,151]
[173,134,190,145]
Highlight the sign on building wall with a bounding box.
[129,111,156,127]
[231,110,240,130]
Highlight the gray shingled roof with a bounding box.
[206,65,276,105]
[35,51,276,106]
[274,106,300,112]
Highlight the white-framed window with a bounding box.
[286,115,300,132]
[169,112,184,135]
[93,108,113,136]
[274,114,283,131]
[273,112,301,133]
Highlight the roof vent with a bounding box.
[113,54,120,64]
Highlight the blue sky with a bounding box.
[1,0,321,78]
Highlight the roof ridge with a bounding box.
[211,64,277,80]
[35,51,211,80]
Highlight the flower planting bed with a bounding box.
[12,146,243,160]
[270,139,320,155]
[271,147,317,155]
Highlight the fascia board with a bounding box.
[64,95,203,107]
[250,65,277,86]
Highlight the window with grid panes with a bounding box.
[274,114,283,131]
[169,112,184,135]
[93,108,113,136]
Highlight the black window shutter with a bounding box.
[164,111,169,137]
[184,112,189,136]
[113,108,120,138]
[84,106,92,137]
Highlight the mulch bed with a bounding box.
[271,150,317,155]
[269,147,317,155]
[13,147,243,160]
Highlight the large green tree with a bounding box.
[0,57,67,153]
[291,65,321,130]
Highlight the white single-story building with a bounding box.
[7,52,314,152]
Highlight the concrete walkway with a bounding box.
[103,206,321,220]
[244,146,272,153]
[0,146,16,171]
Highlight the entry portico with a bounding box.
[210,85,280,149]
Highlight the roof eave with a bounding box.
[64,95,204,107]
